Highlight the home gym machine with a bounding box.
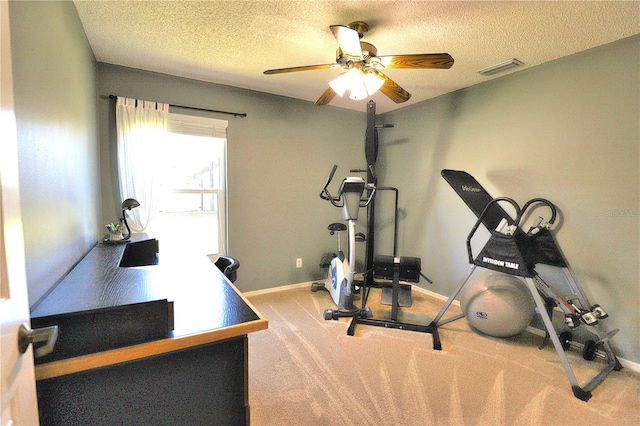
[315,164,375,320]
[430,169,622,401]
[345,179,439,344]
[333,101,439,346]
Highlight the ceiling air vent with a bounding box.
[477,58,524,76]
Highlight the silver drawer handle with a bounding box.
[18,323,58,358]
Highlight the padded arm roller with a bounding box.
[374,255,421,283]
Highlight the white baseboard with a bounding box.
[244,280,460,303]
[412,284,461,306]
[243,281,314,297]
[617,357,640,373]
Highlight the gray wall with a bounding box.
[96,64,367,292]
[9,0,100,307]
[377,35,639,363]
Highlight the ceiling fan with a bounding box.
[263,21,454,106]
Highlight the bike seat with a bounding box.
[328,223,347,232]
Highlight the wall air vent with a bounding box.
[477,58,524,76]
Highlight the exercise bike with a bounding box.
[315,165,375,320]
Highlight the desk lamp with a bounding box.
[121,198,140,240]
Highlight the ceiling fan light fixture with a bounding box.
[347,68,368,100]
[477,58,524,76]
[349,84,368,100]
[328,72,348,97]
[329,68,362,98]
[363,72,384,95]
[329,68,384,100]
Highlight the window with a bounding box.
[145,113,228,257]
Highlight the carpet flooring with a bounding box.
[246,284,639,425]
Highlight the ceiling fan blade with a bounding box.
[264,64,336,75]
[315,86,337,106]
[370,70,411,103]
[378,53,454,69]
[330,25,363,61]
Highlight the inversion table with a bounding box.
[430,169,622,401]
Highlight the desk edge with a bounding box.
[35,317,268,380]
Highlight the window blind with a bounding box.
[167,113,227,139]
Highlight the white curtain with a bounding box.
[116,97,169,232]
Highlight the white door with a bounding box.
[0,1,40,424]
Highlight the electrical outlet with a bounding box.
[296,258,302,268]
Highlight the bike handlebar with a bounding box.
[319,165,376,208]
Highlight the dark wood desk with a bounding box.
[31,235,267,425]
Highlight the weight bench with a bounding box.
[348,255,442,350]
[377,255,416,309]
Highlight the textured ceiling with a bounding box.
[74,0,640,114]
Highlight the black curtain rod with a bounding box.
[106,95,247,118]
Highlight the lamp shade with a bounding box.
[363,72,384,95]
[329,68,384,100]
[121,198,140,210]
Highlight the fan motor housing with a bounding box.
[347,21,370,38]
[336,42,378,63]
